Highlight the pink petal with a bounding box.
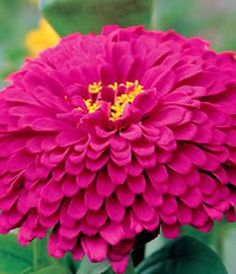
[143,183,163,207]
[177,203,192,225]
[58,224,81,239]
[65,158,84,175]
[41,179,63,203]
[182,144,207,166]
[69,151,86,164]
[127,158,143,176]
[86,210,107,228]
[167,153,192,175]
[61,176,78,197]
[89,137,109,152]
[197,221,213,233]
[7,152,33,172]
[81,236,108,262]
[80,221,97,237]
[204,206,223,221]
[48,231,64,258]
[110,256,129,274]
[127,175,146,194]
[86,153,109,171]
[161,196,178,215]
[168,173,187,195]
[72,244,84,260]
[225,129,236,147]
[85,184,104,210]
[133,198,155,222]
[160,213,177,225]
[76,169,96,188]
[136,153,157,169]
[108,161,127,185]
[100,222,125,245]
[162,223,180,239]
[148,165,168,184]
[173,123,197,140]
[184,169,200,187]
[120,125,142,141]
[132,139,155,157]
[68,192,87,219]
[32,118,64,131]
[96,170,115,197]
[180,188,202,208]
[56,131,82,147]
[38,199,61,217]
[199,173,217,195]
[191,207,209,226]
[106,195,125,222]
[116,184,135,207]
[156,106,190,125]
[110,135,129,151]
[49,149,68,163]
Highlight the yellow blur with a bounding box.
[25,18,60,57]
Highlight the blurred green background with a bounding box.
[0,0,236,272]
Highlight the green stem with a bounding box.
[215,225,225,261]
[33,239,45,271]
[150,0,158,29]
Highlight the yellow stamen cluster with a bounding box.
[110,81,143,120]
[84,99,100,113]
[85,80,143,119]
[88,81,102,94]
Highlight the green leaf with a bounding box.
[0,234,33,274]
[28,265,72,274]
[31,237,76,273]
[81,257,136,274]
[136,236,228,274]
[76,257,110,274]
[0,234,73,274]
[19,267,34,274]
[40,0,152,36]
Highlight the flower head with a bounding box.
[25,18,60,57]
[1,25,236,273]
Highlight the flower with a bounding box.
[1,25,236,273]
[25,18,60,57]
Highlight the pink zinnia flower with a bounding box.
[0,25,236,273]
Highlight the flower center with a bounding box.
[85,80,143,121]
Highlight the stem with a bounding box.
[215,225,225,261]
[150,0,159,29]
[33,239,45,271]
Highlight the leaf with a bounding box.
[31,237,76,273]
[19,267,33,274]
[40,0,152,36]
[136,236,228,274]
[76,257,110,274]
[0,234,33,274]
[0,234,73,274]
[28,265,72,274]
